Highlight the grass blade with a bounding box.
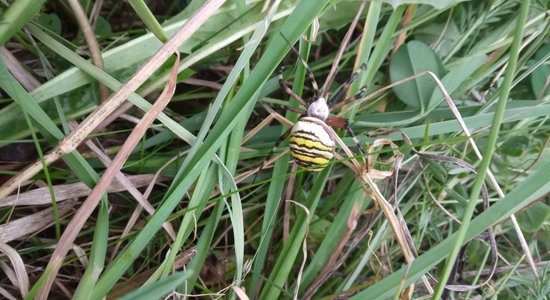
[433,1,532,297]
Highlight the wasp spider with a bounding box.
[260,40,368,173]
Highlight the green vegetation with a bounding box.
[0,0,549,299]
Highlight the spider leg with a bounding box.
[252,126,293,183]
[327,62,367,106]
[286,106,307,115]
[326,116,367,155]
[279,74,308,107]
[330,86,367,111]
[280,33,320,98]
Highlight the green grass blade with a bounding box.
[0,4,293,141]
[158,4,281,289]
[117,269,194,300]
[259,168,332,300]
[298,180,365,291]
[347,4,405,118]
[182,200,224,291]
[4,1,546,299]
[351,158,550,299]
[128,0,170,42]
[346,0,381,99]
[247,24,314,295]
[26,23,197,146]
[0,0,47,46]
[73,199,109,300]
[353,101,550,133]
[90,1,330,297]
[432,1,531,297]
[0,56,100,188]
[19,102,60,238]
[153,164,218,284]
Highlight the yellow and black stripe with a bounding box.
[289,118,335,171]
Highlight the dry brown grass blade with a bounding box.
[302,200,362,299]
[391,4,417,56]
[331,132,434,294]
[36,49,182,298]
[242,114,275,144]
[0,47,41,91]
[286,199,310,300]
[356,172,434,294]
[426,70,539,279]
[67,0,109,102]
[82,136,176,240]
[260,103,294,127]
[1,174,163,207]
[0,199,76,243]
[93,102,135,134]
[232,286,250,300]
[35,49,182,298]
[0,0,226,201]
[0,286,17,300]
[72,245,87,267]
[31,1,227,294]
[283,163,298,243]
[0,242,29,298]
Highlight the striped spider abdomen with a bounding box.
[289,117,335,171]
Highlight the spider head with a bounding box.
[308,97,329,121]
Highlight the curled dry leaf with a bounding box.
[0,242,29,297]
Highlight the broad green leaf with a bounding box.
[531,62,550,99]
[38,13,62,35]
[390,40,443,112]
[309,217,332,242]
[94,16,112,37]
[428,54,486,109]
[414,21,461,57]
[530,43,550,99]
[517,202,550,233]
[501,135,530,157]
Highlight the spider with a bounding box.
[259,39,369,173]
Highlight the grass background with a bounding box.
[0,0,549,299]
